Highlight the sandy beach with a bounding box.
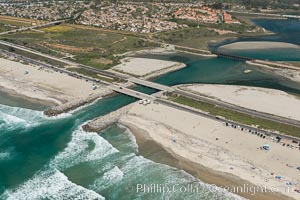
[112,57,186,78]
[179,84,300,121]
[246,61,300,83]
[0,57,107,105]
[118,102,300,200]
[219,41,300,50]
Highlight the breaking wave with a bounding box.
[90,166,124,192]
[0,104,45,130]
[1,169,104,200]
[49,128,119,170]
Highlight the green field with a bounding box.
[154,12,269,50]
[0,24,158,70]
[170,94,300,138]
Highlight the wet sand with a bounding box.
[125,123,293,200]
[0,86,54,110]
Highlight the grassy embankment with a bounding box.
[0,24,158,69]
[0,23,158,81]
[170,94,300,138]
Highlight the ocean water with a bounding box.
[0,101,241,200]
[1,18,300,200]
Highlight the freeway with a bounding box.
[125,77,300,128]
[0,20,65,36]
[157,98,300,144]
[2,39,300,130]
[226,10,300,20]
[108,85,156,100]
[128,77,174,92]
[0,49,106,85]
[0,40,127,80]
[174,88,300,128]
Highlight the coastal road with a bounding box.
[128,77,300,128]
[2,39,300,130]
[0,40,127,80]
[174,88,300,128]
[226,10,300,20]
[128,77,175,92]
[0,49,106,85]
[0,20,65,36]
[108,84,156,101]
[156,98,300,144]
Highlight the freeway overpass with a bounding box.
[108,85,156,101]
[125,76,300,128]
[128,77,174,92]
[2,40,300,130]
[0,20,64,36]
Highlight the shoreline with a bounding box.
[84,101,300,200]
[246,61,300,83]
[112,53,187,79]
[0,86,55,110]
[123,122,292,200]
[0,55,113,114]
[218,41,300,51]
[116,102,300,200]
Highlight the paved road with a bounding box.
[174,88,300,128]
[108,85,156,100]
[2,40,300,131]
[0,20,65,36]
[0,49,105,85]
[157,98,300,144]
[226,10,300,20]
[0,40,127,80]
[125,76,300,128]
[128,77,174,92]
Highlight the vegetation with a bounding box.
[170,94,300,138]
[0,43,66,68]
[0,24,158,70]
[154,27,223,50]
[68,68,118,83]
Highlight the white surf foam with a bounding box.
[120,154,244,200]
[1,169,105,200]
[90,166,124,192]
[46,112,72,120]
[50,127,119,170]
[0,150,12,160]
[0,104,45,130]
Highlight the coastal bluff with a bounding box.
[83,105,132,133]
[44,88,113,117]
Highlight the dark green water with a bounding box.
[0,95,236,199]
[1,18,300,200]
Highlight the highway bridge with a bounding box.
[125,77,300,129]
[1,40,300,131]
[211,51,254,61]
[128,77,174,92]
[0,20,64,36]
[108,85,156,100]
